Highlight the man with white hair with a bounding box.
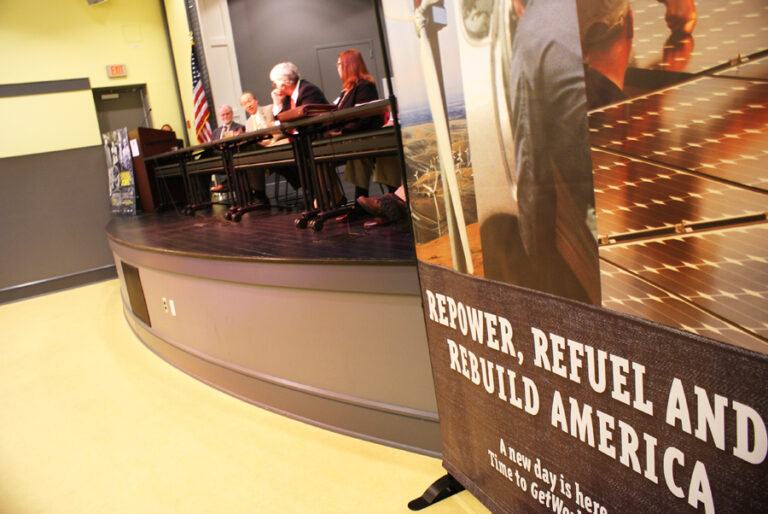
[268,62,331,199]
[208,104,244,197]
[211,104,243,140]
[269,62,329,117]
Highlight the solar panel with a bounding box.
[600,259,767,352]
[589,77,768,191]
[630,0,768,74]
[592,149,768,239]
[600,224,768,342]
[714,54,768,80]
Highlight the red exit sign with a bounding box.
[107,64,127,78]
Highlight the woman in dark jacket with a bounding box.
[333,49,399,200]
[335,49,381,133]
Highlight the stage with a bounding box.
[106,206,443,457]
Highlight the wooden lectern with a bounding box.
[128,127,181,213]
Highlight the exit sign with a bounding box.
[107,64,127,78]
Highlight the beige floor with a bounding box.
[0,280,489,514]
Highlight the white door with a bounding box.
[197,0,245,125]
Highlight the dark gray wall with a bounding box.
[228,0,386,105]
[0,146,115,299]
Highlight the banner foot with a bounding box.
[408,473,465,510]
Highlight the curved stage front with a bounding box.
[107,208,441,457]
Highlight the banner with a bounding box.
[381,0,768,511]
[419,262,767,512]
[103,127,136,215]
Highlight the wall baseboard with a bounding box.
[0,265,117,304]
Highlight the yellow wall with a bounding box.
[163,0,196,146]
[0,91,102,156]
[0,0,187,158]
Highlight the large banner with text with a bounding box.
[381,0,768,511]
[419,262,767,512]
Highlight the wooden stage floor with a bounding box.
[106,205,417,264]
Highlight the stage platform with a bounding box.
[106,206,442,457]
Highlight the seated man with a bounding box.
[240,90,300,195]
[238,91,279,204]
[269,63,330,199]
[211,104,244,140]
[209,104,245,196]
[269,62,329,117]
[240,91,275,132]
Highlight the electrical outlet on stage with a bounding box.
[161,297,177,316]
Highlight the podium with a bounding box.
[128,127,181,213]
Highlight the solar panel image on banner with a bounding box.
[599,259,767,352]
[714,54,768,80]
[600,225,768,343]
[589,45,768,351]
[591,149,768,239]
[629,0,768,74]
[589,77,768,191]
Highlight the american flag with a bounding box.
[191,47,212,143]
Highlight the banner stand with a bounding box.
[407,473,465,511]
